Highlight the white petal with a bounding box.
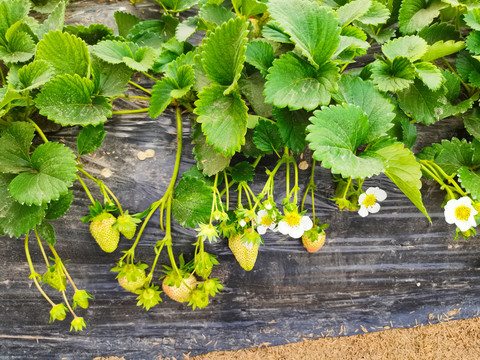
[358,206,369,217]
[444,199,457,213]
[289,225,304,239]
[372,188,387,202]
[365,187,376,195]
[300,216,313,231]
[368,203,381,214]
[457,220,473,232]
[257,209,268,218]
[444,208,456,224]
[257,225,267,235]
[358,193,366,204]
[265,202,272,210]
[457,196,473,207]
[244,242,254,250]
[268,222,277,230]
[239,219,246,227]
[472,207,479,217]
[278,221,290,235]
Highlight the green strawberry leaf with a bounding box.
[91,40,156,72]
[199,4,236,27]
[9,60,54,91]
[306,104,385,178]
[418,23,460,45]
[375,143,430,221]
[181,166,216,187]
[201,17,249,93]
[172,176,213,228]
[32,0,64,13]
[127,20,170,50]
[45,190,74,220]
[442,69,460,103]
[245,41,274,77]
[64,23,114,45]
[77,124,106,156]
[371,57,416,92]
[36,31,90,77]
[176,16,199,42]
[0,0,29,38]
[114,11,141,38]
[414,61,445,90]
[274,107,310,154]
[464,8,480,31]
[253,119,283,154]
[467,31,480,55]
[421,40,465,62]
[229,161,255,182]
[397,80,447,125]
[35,0,66,40]
[0,121,35,174]
[232,0,267,17]
[264,52,339,111]
[194,85,248,156]
[356,0,390,25]
[160,0,199,12]
[268,0,340,67]
[262,22,291,44]
[37,220,56,246]
[36,74,112,126]
[336,0,372,26]
[92,58,133,97]
[463,108,480,139]
[333,75,395,143]
[192,123,231,176]
[458,167,480,200]
[456,50,480,88]
[0,173,46,238]
[8,141,77,206]
[238,72,273,118]
[398,0,445,35]
[0,30,35,63]
[382,35,428,62]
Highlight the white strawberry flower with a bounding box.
[278,209,313,239]
[256,209,277,235]
[358,187,387,217]
[444,197,478,232]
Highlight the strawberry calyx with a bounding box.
[112,261,148,293]
[113,210,142,240]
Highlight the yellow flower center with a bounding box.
[284,212,301,226]
[362,194,376,207]
[260,215,273,226]
[455,205,471,221]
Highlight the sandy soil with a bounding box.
[96,316,480,360]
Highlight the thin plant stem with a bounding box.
[148,239,166,280]
[292,159,299,205]
[223,170,230,210]
[76,174,95,205]
[285,148,290,200]
[128,80,151,95]
[112,108,150,115]
[25,234,56,308]
[27,118,49,143]
[34,228,50,267]
[427,161,468,196]
[62,291,77,318]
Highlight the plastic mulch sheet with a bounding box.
[1,1,480,359]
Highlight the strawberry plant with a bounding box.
[1,0,479,331]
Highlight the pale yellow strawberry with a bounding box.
[228,234,259,271]
[89,213,120,253]
[162,273,197,303]
[302,231,326,253]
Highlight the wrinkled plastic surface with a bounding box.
[1,1,480,359]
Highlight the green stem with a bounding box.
[76,174,95,205]
[62,291,78,318]
[209,174,219,223]
[223,170,230,210]
[48,243,79,292]
[292,158,299,205]
[0,66,5,85]
[25,234,56,308]
[141,71,158,82]
[34,228,50,267]
[428,161,468,196]
[27,118,49,143]
[442,57,472,96]
[301,160,316,213]
[285,148,290,200]
[242,183,253,209]
[420,163,455,199]
[148,239,166,280]
[232,0,240,15]
[165,199,179,273]
[128,81,151,95]
[343,177,352,199]
[157,0,169,14]
[115,95,151,100]
[311,187,316,221]
[112,108,150,115]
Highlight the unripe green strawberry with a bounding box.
[302,230,326,253]
[115,212,139,240]
[228,234,259,271]
[162,273,197,303]
[89,212,120,253]
[118,264,147,293]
